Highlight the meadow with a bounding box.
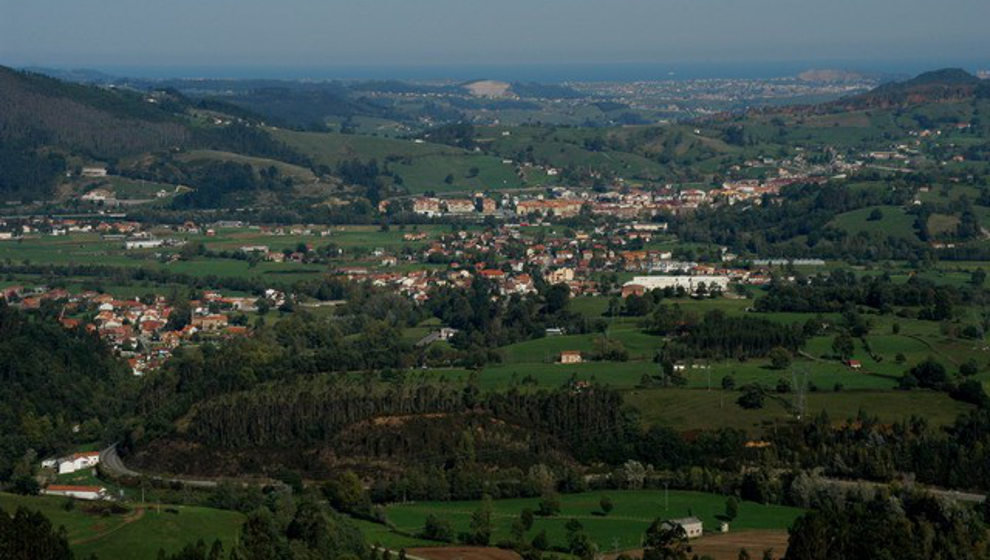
[381,490,803,553]
[0,492,243,560]
[273,129,533,193]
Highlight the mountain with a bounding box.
[0,66,313,201]
[836,68,988,109]
[20,66,120,84]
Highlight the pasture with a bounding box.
[0,492,244,560]
[382,490,803,553]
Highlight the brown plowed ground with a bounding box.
[604,530,789,560]
[407,547,521,560]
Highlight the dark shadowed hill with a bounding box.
[835,68,988,109]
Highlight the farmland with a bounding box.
[0,492,244,560]
[379,490,803,553]
[274,129,533,193]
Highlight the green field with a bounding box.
[382,490,803,552]
[829,205,918,240]
[626,388,973,431]
[274,129,531,193]
[0,493,243,560]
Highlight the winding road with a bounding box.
[99,444,220,489]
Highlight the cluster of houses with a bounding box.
[1,285,264,376]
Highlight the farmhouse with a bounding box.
[81,188,114,202]
[416,327,460,347]
[663,516,704,539]
[42,451,101,474]
[81,167,108,178]
[559,350,583,364]
[43,485,109,501]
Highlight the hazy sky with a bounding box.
[2,0,988,74]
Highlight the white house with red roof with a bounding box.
[41,451,101,474]
[43,485,108,501]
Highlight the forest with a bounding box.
[0,304,132,483]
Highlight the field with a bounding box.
[0,225,452,291]
[458,292,989,431]
[829,205,918,240]
[626,388,973,431]
[381,490,803,553]
[0,492,243,559]
[273,129,532,193]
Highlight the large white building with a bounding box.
[622,275,731,295]
[43,485,108,501]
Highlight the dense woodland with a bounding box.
[0,304,131,482]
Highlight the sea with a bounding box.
[87,58,990,83]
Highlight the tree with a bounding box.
[531,530,549,550]
[737,385,765,409]
[323,471,369,515]
[960,359,979,377]
[867,208,884,221]
[568,530,597,560]
[721,375,736,390]
[236,508,291,560]
[724,496,739,521]
[520,508,535,531]
[831,334,855,360]
[768,347,791,370]
[908,357,949,390]
[420,514,454,542]
[537,492,561,516]
[0,506,73,560]
[466,494,493,545]
[643,519,691,560]
[600,495,614,516]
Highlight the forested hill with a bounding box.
[0,304,133,481]
[833,68,989,110]
[0,66,311,200]
[0,66,190,158]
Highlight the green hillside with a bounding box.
[0,492,244,560]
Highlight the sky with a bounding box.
[2,0,989,79]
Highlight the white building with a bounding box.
[44,451,101,474]
[43,485,108,501]
[81,167,108,178]
[124,239,165,250]
[664,517,704,539]
[624,275,731,293]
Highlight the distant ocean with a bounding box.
[84,58,990,83]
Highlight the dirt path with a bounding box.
[70,507,145,546]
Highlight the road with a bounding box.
[822,477,986,504]
[99,444,220,489]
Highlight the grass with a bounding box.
[273,129,531,193]
[828,206,917,240]
[625,388,973,431]
[0,492,243,560]
[382,490,803,552]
